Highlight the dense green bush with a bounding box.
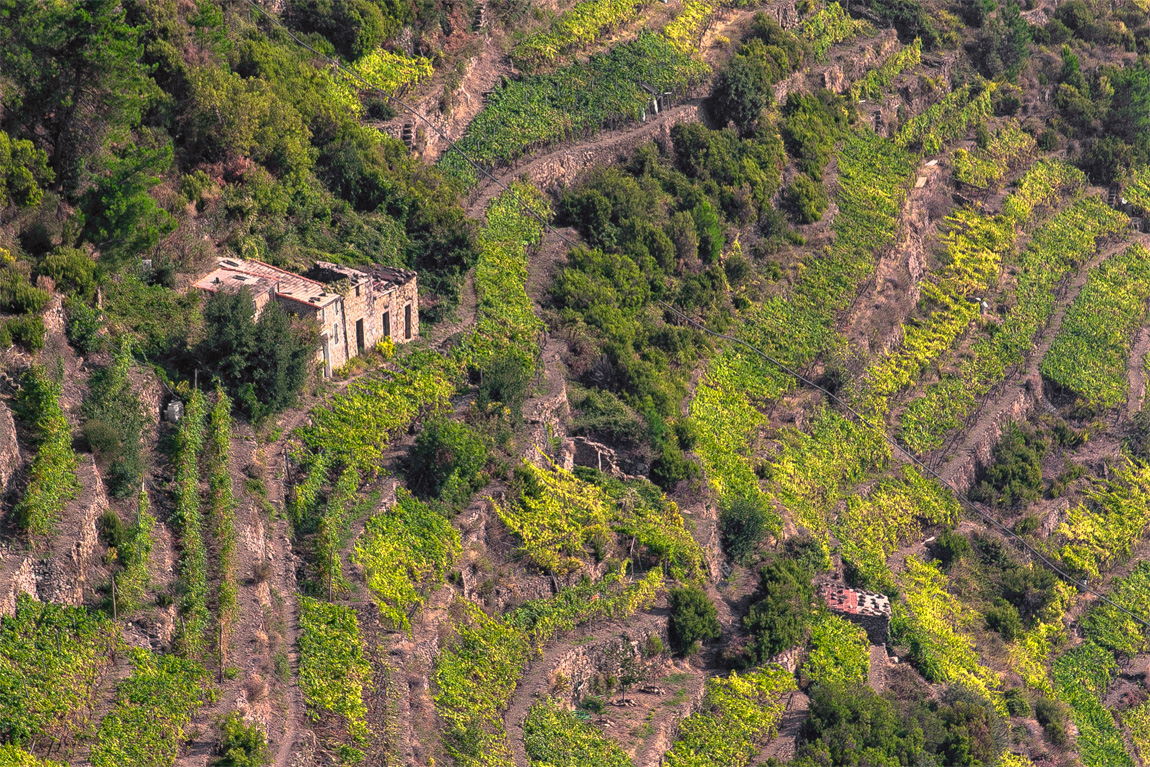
[934,529,971,568]
[64,297,104,353]
[711,17,806,135]
[792,683,1005,767]
[719,494,772,564]
[743,559,813,663]
[668,584,721,654]
[198,289,317,419]
[984,599,1022,641]
[972,422,1047,508]
[38,247,97,301]
[214,711,270,767]
[780,91,851,180]
[2,314,46,351]
[1034,695,1070,747]
[407,419,490,508]
[0,131,53,208]
[785,174,829,224]
[570,385,647,446]
[0,268,49,315]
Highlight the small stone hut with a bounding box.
[821,586,892,644]
[194,257,418,376]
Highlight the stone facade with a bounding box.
[194,257,419,376]
[822,586,892,644]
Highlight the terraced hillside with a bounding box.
[2,0,1150,765]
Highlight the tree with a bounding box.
[668,584,721,654]
[78,139,175,270]
[743,559,813,663]
[0,0,157,191]
[198,288,317,419]
[608,640,648,704]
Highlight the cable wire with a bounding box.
[237,0,1149,630]
[657,299,1150,633]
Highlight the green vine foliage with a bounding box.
[89,649,213,767]
[1042,243,1150,409]
[355,487,461,630]
[895,83,994,155]
[1052,643,1133,767]
[315,466,359,599]
[434,569,662,767]
[299,597,373,752]
[691,130,915,518]
[14,366,80,538]
[664,665,796,767]
[440,32,709,187]
[1058,461,1150,578]
[899,195,1128,453]
[113,489,156,612]
[208,390,238,670]
[799,2,868,59]
[523,698,632,767]
[802,613,870,688]
[892,557,1003,712]
[0,744,66,766]
[0,595,117,748]
[851,39,922,100]
[173,389,209,658]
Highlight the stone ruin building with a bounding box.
[194,257,418,376]
[821,585,892,644]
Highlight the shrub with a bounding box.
[476,354,532,423]
[744,559,813,663]
[64,297,104,353]
[1034,695,1070,747]
[1003,688,1031,717]
[972,422,1047,508]
[668,584,721,654]
[934,530,971,568]
[786,174,829,223]
[4,315,45,351]
[720,494,772,564]
[407,419,489,508]
[39,247,96,301]
[214,712,270,767]
[985,600,1023,641]
[1000,566,1058,623]
[570,385,646,446]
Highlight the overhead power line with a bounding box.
[657,299,1150,634]
[238,0,1149,632]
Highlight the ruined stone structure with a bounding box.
[821,586,892,644]
[194,257,419,376]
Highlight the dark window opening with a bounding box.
[356,318,365,353]
[404,304,412,340]
[382,311,391,339]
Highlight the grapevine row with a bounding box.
[513,0,653,70]
[14,366,79,538]
[1041,242,1150,409]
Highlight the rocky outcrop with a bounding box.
[0,454,108,617]
[560,436,634,481]
[0,400,21,497]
